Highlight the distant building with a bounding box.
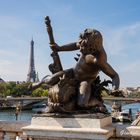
[137,87,140,92]
[26,39,39,82]
[126,87,135,94]
[120,86,140,97]
[0,77,5,83]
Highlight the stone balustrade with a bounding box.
[0,119,140,140]
[0,120,30,140]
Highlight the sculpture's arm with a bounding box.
[51,42,79,52]
[100,62,120,90]
[45,16,63,73]
[44,71,64,85]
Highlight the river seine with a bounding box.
[0,103,140,121]
[0,110,33,121]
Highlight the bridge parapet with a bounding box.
[0,119,140,139]
[0,120,30,140]
[104,97,140,106]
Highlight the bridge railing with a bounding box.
[0,120,30,140]
[0,120,140,139]
[103,97,140,102]
[0,97,48,102]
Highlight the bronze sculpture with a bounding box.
[31,16,120,113]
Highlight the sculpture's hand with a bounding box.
[28,81,45,91]
[112,85,118,91]
[28,83,32,91]
[27,83,36,91]
[50,43,60,52]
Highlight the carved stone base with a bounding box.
[22,113,115,140]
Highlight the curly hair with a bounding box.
[80,28,103,47]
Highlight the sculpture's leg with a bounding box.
[78,81,91,107]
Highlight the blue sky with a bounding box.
[0,0,140,87]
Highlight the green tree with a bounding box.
[15,83,30,96]
[32,88,48,97]
[0,83,7,97]
[0,82,48,98]
[42,89,49,96]
[6,82,17,96]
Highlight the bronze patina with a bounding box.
[31,16,120,113]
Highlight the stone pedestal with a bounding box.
[22,113,115,140]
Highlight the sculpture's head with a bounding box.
[77,28,103,55]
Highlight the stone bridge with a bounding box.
[0,97,139,110]
[0,97,47,109]
[104,97,140,105]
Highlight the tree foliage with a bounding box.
[0,82,48,98]
[32,88,48,97]
[0,83,7,97]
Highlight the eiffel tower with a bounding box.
[26,39,37,82]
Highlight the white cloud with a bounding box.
[119,61,140,87]
[0,15,30,81]
[104,22,140,56]
[0,50,16,57]
[101,22,140,87]
[0,15,28,31]
[0,60,12,66]
[0,59,27,81]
